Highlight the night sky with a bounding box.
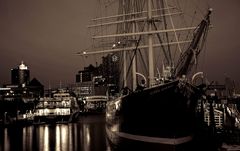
[0,0,240,88]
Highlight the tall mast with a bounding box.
[164,0,182,54]
[174,9,212,77]
[148,0,154,87]
[123,0,127,88]
[132,20,137,90]
[76,0,209,90]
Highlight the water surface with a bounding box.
[0,114,109,151]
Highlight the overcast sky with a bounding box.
[0,0,240,88]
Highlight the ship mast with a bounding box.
[148,0,154,87]
[76,0,209,91]
[122,0,127,88]
[174,8,212,77]
[131,1,137,90]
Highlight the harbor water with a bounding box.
[0,113,219,151]
[0,114,110,151]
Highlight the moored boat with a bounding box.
[33,89,76,124]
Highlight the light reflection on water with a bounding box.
[22,126,33,151]
[0,115,109,151]
[4,128,10,151]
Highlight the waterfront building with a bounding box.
[75,54,119,96]
[0,61,44,120]
[11,61,30,86]
[76,64,98,83]
[27,78,44,98]
[1,61,44,101]
[72,54,120,113]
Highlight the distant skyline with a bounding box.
[0,0,240,88]
[0,0,99,88]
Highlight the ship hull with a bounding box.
[106,80,200,150]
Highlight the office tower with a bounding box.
[11,61,30,86]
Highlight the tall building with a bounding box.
[11,61,30,86]
[74,54,120,96]
[75,54,119,86]
[101,54,119,87]
[76,64,97,83]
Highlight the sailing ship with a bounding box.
[78,0,212,150]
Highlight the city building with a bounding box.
[11,61,30,86]
[0,61,44,117]
[9,61,44,98]
[74,54,119,97]
[76,64,97,83]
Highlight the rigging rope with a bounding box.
[120,0,147,89]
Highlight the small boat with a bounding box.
[33,89,76,124]
[80,95,108,113]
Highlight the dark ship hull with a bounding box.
[106,80,201,150]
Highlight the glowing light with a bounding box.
[112,44,116,48]
[39,126,50,151]
[19,61,28,70]
[44,109,49,115]
[39,110,43,115]
[4,129,10,151]
[111,124,119,132]
[83,124,91,151]
[55,108,60,115]
[61,125,68,150]
[114,99,121,110]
